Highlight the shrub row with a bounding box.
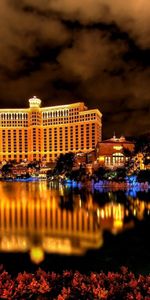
[0,267,150,299]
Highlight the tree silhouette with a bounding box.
[53,153,75,175]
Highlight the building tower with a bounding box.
[0,97,102,162]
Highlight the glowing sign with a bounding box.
[113,146,122,150]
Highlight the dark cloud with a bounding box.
[0,0,149,137]
[48,0,150,47]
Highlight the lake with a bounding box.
[0,181,150,275]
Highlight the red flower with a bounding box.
[0,267,149,299]
[135,292,143,300]
[57,295,65,300]
[129,279,138,289]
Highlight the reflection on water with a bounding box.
[0,181,149,264]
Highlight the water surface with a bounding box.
[0,181,149,274]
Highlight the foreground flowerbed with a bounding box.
[0,267,150,299]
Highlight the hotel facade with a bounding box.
[0,97,102,162]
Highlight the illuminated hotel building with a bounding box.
[0,96,102,162]
[96,135,134,168]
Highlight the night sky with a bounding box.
[0,0,150,138]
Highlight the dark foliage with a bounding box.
[0,267,149,299]
[53,153,75,175]
[137,170,150,183]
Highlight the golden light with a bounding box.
[30,247,44,264]
[112,220,123,234]
[113,146,122,150]
[98,156,104,161]
[29,96,41,108]
[101,209,105,218]
[43,237,72,254]
[113,219,123,228]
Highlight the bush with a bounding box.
[0,267,149,299]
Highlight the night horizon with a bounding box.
[0,0,150,138]
[0,95,149,140]
[0,2,150,298]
